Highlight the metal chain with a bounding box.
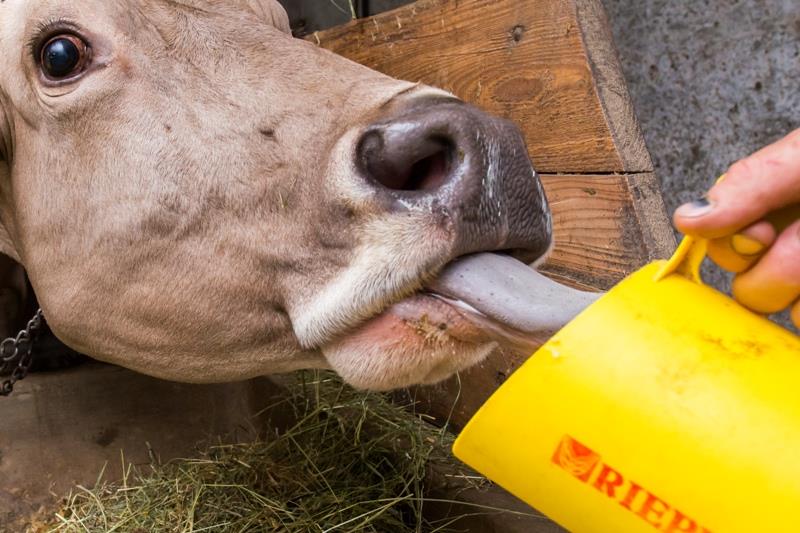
[0,308,44,397]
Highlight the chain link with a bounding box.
[0,309,44,397]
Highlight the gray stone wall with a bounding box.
[603,0,799,216]
[603,0,799,326]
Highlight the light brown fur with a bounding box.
[0,0,550,389]
[0,1,526,389]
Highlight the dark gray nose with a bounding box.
[356,98,552,262]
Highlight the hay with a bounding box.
[47,371,518,532]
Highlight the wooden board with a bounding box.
[541,172,675,290]
[314,0,676,430]
[311,0,653,175]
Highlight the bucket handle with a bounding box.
[654,235,708,284]
[655,175,800,284]
[654,175,727,284]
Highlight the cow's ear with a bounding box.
[0,161,20,263]
[245,1,291,34]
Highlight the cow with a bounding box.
[0,0,597,391]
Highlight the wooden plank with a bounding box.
[310,0,650,174]
[541,172,674,290]
[574,0,652,172]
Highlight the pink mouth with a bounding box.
[323,293,501,388]
[343,252,603,352]
[347,292,555,357]
[321,253,600,389]
[347,293,492,350]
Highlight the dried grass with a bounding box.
[45,371,516,533]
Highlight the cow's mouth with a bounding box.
[321,253,600,389]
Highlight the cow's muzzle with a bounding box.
[356,97,552,263]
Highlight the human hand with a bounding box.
[673,128,800,327]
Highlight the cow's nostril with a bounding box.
[353,97,551,262]
[403,146,450,192]
[358,129,454,193]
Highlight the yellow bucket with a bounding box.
[453,234,800,533]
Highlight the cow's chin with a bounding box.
[321,294,498,391]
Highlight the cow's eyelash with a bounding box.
[26,18,82,58]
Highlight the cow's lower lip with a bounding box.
[371,292,504,348]
[326,253,601,358]
[319,292,505,388]
[319,253,600,389]
[384,292,547,354]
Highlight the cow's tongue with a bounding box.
[425,253,600,351]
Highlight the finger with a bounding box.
[732,220,800,314]
[708,238,759,274]
[675,128,800,238]
[707,221,777,273]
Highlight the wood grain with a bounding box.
[574,0,652,172]
[310,0,649,174]
[541,172,673,290]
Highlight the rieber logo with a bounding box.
[551,436,712,532]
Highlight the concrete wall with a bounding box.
[603,0,799,216]
[603,0,799,325]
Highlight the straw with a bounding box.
[46,371,505,533]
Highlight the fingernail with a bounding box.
[731,234,766,256]
[675,197,714,218]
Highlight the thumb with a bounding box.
[674,129,800,239]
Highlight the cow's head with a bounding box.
[0,0,596,390]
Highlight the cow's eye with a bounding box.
[40,35,88,79]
